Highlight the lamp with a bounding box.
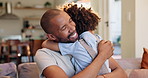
[0,1,19,20]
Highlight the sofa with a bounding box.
[116,58,148,78]
[0,58,148,78]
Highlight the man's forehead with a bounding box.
[50,11,69,23]
[50,11,70,29]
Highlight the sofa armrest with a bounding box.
[18,62,39,78]
[0,62,17,78]
[115,58,142,69]
[129,69,148,78]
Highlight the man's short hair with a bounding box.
[40,9,61,34]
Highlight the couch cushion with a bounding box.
[115,58,141,69]
[0,62,17,78]
[141,48,148,69]
[124,69,133,77]
[129,69,148,78]
[18,62,39,78]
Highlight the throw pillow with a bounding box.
[141,48,148,69]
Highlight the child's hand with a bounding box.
[97,40,114,59]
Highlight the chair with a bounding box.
[0,42,10,63]
[0,44,2,62]
[29,39,45,61]
[4,39,20,65]
[0,44,2,57]
[17,42,31,64]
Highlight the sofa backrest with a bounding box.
[17,58,142,78]
[115,58,142,69]
[18,62,40,78]
[0,62,17,78]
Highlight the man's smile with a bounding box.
[70,32,77,37]
[68,31,78,41]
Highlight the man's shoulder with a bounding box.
[36,48,52,54]
[34,48,75,77]
[35,48,62,57]
[37,48,53,53]
[35,48,72,64]
[35,48,72,58]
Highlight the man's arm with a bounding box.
[43,65,68,78]
[96,41,127,78]
[43,40,114,78]
[43,53,109,78]
[101,57,128,78]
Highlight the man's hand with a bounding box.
[97,40,114,60]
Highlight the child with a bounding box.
[42,3,111,75]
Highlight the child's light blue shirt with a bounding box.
[59,31,111,74]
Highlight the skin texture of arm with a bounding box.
[96,41,127,78]
[43,53,109,78]
[43,40,114,78]
[42,39,60,51]
[102,57,128,78]
[43,57,128,78]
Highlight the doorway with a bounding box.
[109,0,121,58]
[92,0,122,59]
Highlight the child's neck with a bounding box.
[89,30,94,34]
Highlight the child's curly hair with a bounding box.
[63,3,101,35]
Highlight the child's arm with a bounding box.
[42,39,60,51]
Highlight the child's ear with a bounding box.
[47,34,57,40]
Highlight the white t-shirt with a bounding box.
[34,48,75,78]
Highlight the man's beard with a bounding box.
[56,37,77,43]
[56,33,78,43]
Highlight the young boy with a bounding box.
[42,3,111,75]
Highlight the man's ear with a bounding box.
[46,34,57,40]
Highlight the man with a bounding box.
[35,9,127,78]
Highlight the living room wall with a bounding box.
[0,0,54,37]
[0,0,74,38]
[122,0,148,58]
[135,0,148,58]
[91,0,148,58]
